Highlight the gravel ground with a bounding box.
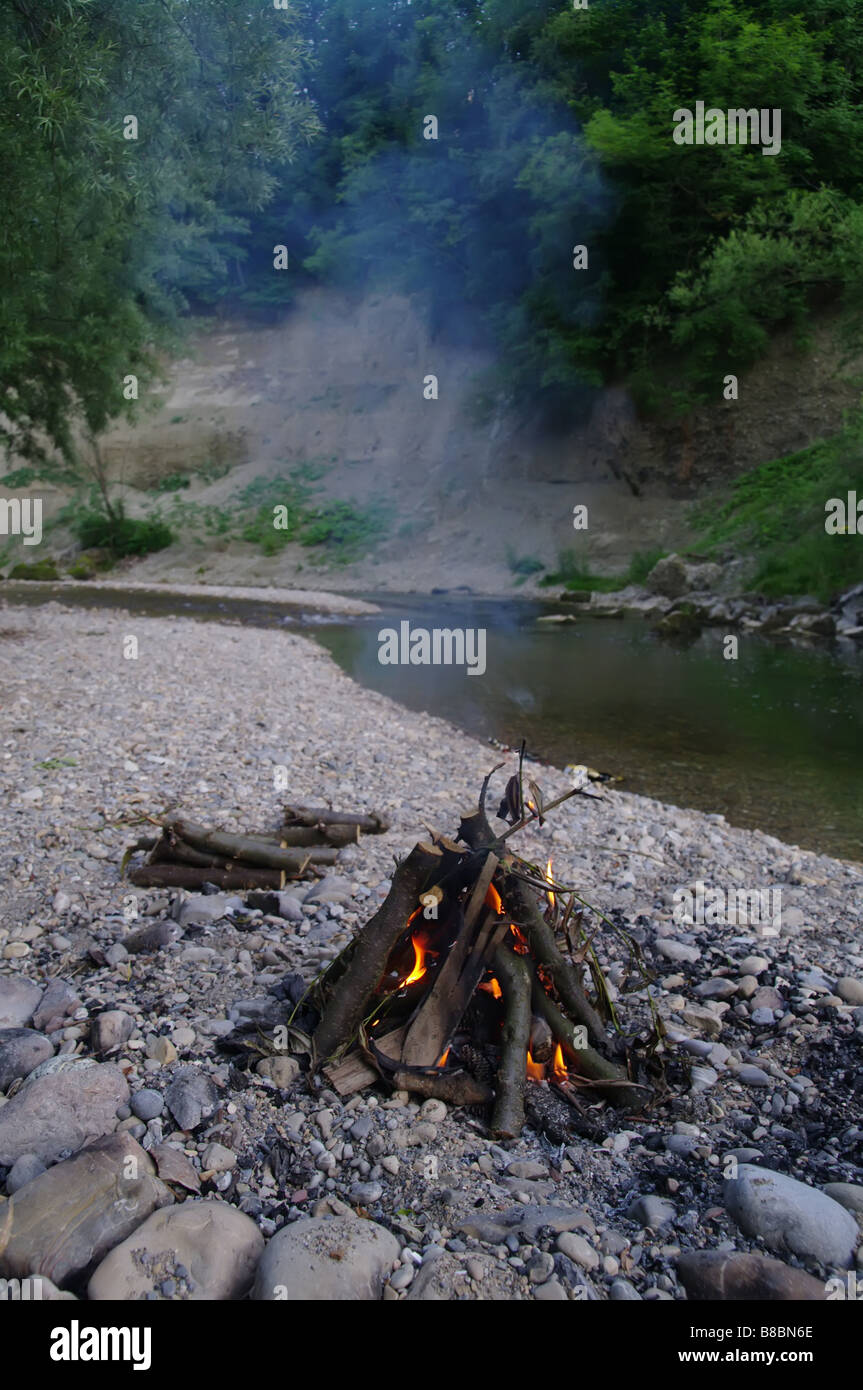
[0,601,861,1302]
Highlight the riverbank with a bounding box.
[0,602,861,1302]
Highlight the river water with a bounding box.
[5,584,861,861]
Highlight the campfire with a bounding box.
[124,761,653,1141]
[310,761,650,1138]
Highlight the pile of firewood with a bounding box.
[125,805,390,891]
[308,769,652,1140]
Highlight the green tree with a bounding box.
[0,0,316,485]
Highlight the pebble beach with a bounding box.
[1,599,862,1302]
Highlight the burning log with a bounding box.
[529,974,644,1108]
[313,842,443,1063]
[309,771,650,1138]
[490,942,531,1138]
[458,806,605,1046]
[529,1013,555,1064]
[392,1070,493,1107]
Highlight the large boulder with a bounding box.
[645,553,722,599]
[725,1165,858,1268]
[678,1251,827,1300]
[88,1200,263,1300]
[252,1214,399,1301]
[0,979,43,1030]
[0,1133,171,1287]
[0,1029,54,1091]
[0,1059,129,1165]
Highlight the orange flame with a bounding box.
[510,922,529,954]
[545,857,555,912]
[526,1049,545,1081]
[402,929,436,987]
[437,1047,450,1068]
[485,883,503,915]
[552,1042,567,1081]
[478,976,502,999]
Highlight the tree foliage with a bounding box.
[238,0,863,418]
[0,0,316,466]
[3,0,863,455]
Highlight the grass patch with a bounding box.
[540,547,669,593]
[692,413,863,600]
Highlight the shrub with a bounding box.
[8,557,59,580]
[74,509,173,557]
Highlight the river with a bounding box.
[5,583,861,861]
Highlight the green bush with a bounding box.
[299,501,389,560]
[507,550,545,577]
[75,509,173,558]
[7,557,59,580]
[152,472,191,493]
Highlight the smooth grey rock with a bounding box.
[88,1200,262,1300]
[32,980,81,1033]
[457,1203,594,1245]
[837,978,863,1006]
[0,1133,170,1286]
[694,978,738,1000]
[822,1183,863,1217]
[200,1142,236,1174]
[656,939,700,964]
[665,1134,700,1155]
[0,1061,129,1164]
[253,1214,398,1301]
[737,1066,771,1087]
[647,553,720,599]
[750,1007,775,1026]
[349,1181,383,1205]
[303,876,353,905]
[627,1195,676,1230]
[506,1160,548,1181]
[165,1068,218,1131]
[350,1114,373,1141]
[556,1232,599,1270]
[123,920,180,953]
[725,1164,858,1268]
[275,893,304,924]
[177,895,231,927]
[738,956,770,976]
[534,1276,568,1300]
[90,1010,134,1055]
[0,1029,54,1091]
[678,1250,827,1301]
[130,1089,164,1122]
[751,987,784,1012]
[0,979,42,1029]
[610,1279,642,1301]
[5,1153,46,1194]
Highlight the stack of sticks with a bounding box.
[125,805,390,891]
